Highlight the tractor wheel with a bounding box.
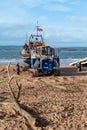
[29,69,39,77]
[29,71,34,77]
[35,70,39,76]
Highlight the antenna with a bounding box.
[26,32,28,43]
[36,20,39,35]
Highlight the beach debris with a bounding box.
[7,64,42,130]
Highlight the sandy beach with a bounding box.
[0,64,87,130]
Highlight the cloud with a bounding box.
[42,16,87,46]
[44,4,71,11]
[20,0,43,8]
[67,16,87,23]
[20,0,73,12]
[70,1,80,6]
[0,0,86,46]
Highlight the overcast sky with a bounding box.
[0,0,87,47]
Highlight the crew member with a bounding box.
[16,62,20,75]
[76,62,81,72]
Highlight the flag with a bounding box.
[37,27,43,31]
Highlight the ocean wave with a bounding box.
[60,58,79,65]
[0,57,79,65]
[0,46,86,65]
[0,58,24,64]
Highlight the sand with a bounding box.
[0,64,87,130]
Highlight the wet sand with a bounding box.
[0,64,87,130]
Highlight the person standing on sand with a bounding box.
[16,62,20,75]
[76,62,81,72]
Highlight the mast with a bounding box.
[36,21,39,36]
[36,21,44,42]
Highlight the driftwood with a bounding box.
[7,64,41,130]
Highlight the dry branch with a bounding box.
[15,81,22,100]
[7,64,41,130]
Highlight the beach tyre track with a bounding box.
[39,78,67,92]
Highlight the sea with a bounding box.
[0,46,87,66]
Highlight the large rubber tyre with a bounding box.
[29,71,34,77]
[35,69,39,77]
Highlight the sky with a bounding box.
[0,0,87,47]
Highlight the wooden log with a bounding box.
[7,64,42,130]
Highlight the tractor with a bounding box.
[21,25,60,76]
